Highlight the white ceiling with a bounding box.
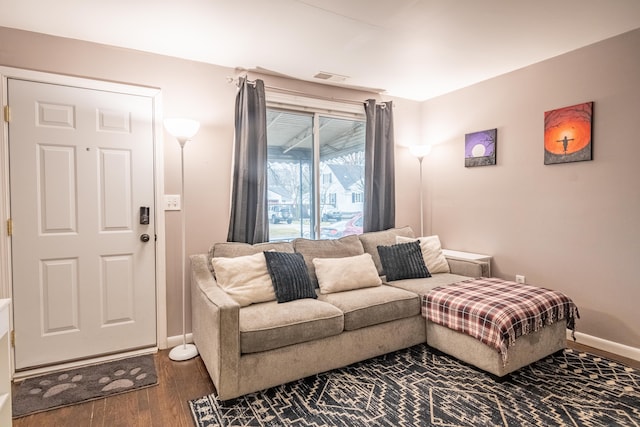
[2,0,640,101]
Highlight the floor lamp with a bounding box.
[164,118,201,361]
[409,145,432,237]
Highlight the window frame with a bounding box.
[266,91,366,240]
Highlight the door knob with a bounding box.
[140,234,150,242]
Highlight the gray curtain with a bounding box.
[227,77,269,243]
[363,99,395,232]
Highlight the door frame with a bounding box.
[0,67,168,375]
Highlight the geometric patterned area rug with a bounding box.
[12,354,157,418]
[189,344,640,426]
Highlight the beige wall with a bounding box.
[420,28,640,349]
[3,25,636,352]
[0,27,422,339]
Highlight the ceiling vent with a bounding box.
[313,71,349,83]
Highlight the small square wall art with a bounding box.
[544,101,593,165]
[465,128,497,167]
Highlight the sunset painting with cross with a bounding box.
[544,101,593,165]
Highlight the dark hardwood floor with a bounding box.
[12,342,639,426]
[567,340,640,369]
[12,349,216,427]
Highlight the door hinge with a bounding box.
[10,330,15,348]
[3,105,9,123]
[6,219,12,236]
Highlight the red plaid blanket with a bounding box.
[421,277,579,364]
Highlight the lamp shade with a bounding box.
[409,144,432,159]
[164,118,200,145]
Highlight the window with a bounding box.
[266,97,365,241]
[352,192,364,203]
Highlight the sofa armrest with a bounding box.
[190,254,240,399]
[446,257,490,278]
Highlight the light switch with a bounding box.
[164,194,181,211]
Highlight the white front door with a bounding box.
[8,78,157,370]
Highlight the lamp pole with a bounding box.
[417,155,424,237]
[409,145,431,237]
[178,139,189,355]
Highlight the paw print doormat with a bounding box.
[13,354,157,418]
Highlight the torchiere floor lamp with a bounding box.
[164,118,201,361]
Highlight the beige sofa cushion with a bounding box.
[208,241,294,272]
[209,241,294,266]
[357,226,415,275]
[387,273,471,297]
[293,235,365,285]
[239,299,344,354]
[318,285,420,331]
[210,252,276,307]
[313,253,382,294]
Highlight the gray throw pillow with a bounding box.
[263,251,317,303]
[377,241,431,281]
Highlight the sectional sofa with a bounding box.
[190,226,567,401]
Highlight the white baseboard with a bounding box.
[567,330,640,362]
[165,333,194,350]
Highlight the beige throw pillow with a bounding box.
[292,235,365,286]
[313,253,382,294]
[396,235,450,274]
[211,252,276,306]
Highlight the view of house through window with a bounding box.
[267,108,365,241]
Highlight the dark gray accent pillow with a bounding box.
[377,241,431,281]
[358,226,415,275]
[263,251,317,303]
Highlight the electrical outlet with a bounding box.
[164,194,181,211]
[515,274,526,284]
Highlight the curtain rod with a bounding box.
[226,75,385,107]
